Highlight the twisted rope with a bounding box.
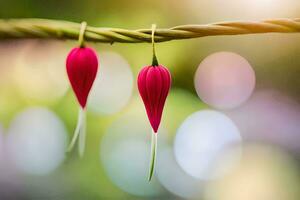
[0,18,300,43]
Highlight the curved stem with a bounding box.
[148,130,157,181]
[67,107,83,152]
[78,21,87,48]
[151,24,159,66]
[67,107,86,157]
[78,109,86,157]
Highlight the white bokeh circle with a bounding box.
[88,52,133,115]
[174,110,242,180]
[194,52,255,109]
[6,107,68,175]
[156,147,203,198]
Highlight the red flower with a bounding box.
[138,65,171,133]
[66,46,98,157]
[66,47,98,108]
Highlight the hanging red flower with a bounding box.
[66,47,98,108]
[137,24,172,181]
[66,46,98,156]
[137,65,171,133]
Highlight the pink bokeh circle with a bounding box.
[194,52,255,109]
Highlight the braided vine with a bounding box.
[0,18,299,43]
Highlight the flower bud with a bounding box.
[137,65,171,133]
[66,47,98,108]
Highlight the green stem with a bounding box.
[151,24,159,66]
[78,21,87,48]
[152,54,159,66]
[67,107,83,152]
[66,107,86,157]
[148,131,157,181]
[78,108,86,157]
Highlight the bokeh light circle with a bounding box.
[174,110,242,180]
[156,146,203,198]
[6,107,68,175]
[88,52,133,115]
[100,114,164,197]
[13,40,69,103]
[194,52,255,109]
[225,89,300,153]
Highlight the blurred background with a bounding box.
[0,0,300,199]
